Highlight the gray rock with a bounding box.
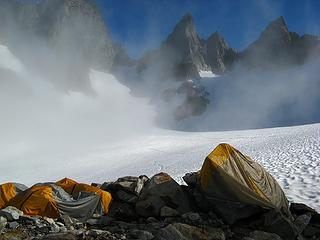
[0,216,7,230]
[182,212,201,222]
[0,206,23,221]
[263,210,297,240]
[39,232,77,240]
[8,221,19,229]
[0,229,28,239]
[88,229,107,237]
[129,229,154,240]
[136,172,192,217]
[101,175,149,203]
[183,172,199,187]
[160,206,180,217]
[303,225,320,237]
[157,223,225,240]
[294,213,311,234]
[247,230,282,240]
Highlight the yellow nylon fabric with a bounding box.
[0,183,16,209]
[200,143,290,215]
[56,178,78,195]
[6,185,59,218]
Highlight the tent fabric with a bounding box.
[0,183,28,209]
[7,185,59,218]
[56,178,112,214]
[200,143,290,216]
[1,178,112,221]
[56,178,111,214]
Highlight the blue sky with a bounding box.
[95,0,320,58]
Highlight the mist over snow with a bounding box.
[0,42,155,184]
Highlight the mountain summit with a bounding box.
[205,31,237,74]
[163,13,208,78]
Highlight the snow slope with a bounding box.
[68,123,320,212]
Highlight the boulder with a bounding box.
[0,206,23,221]
[129,229,154,240]
[0,216,7,230]
[0,229,28,240]
[182,212,201,222]
[294,213,311,234]
[290,202,320,224]
[303,225,320,238]
[7,221,19,229]
[101,175,149,203]
[39,232,77,240]
[263,210,297,240]
[160,206,180,217]
[108,201,139,221]
[136,172,192,217]
[247,230,282,240]
[183,172,199,187]
[156,223,225,240]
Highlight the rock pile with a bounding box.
[0,172,319,240]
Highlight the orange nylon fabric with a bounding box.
[57,179,112,214]
[6,185,59,218]
[0,183,16,209]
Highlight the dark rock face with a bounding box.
[240,16,320,70]
[204,32,238,74]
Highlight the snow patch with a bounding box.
[199,70,219,78]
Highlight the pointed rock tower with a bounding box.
[205,31,237,74]
[240,16,295,68]
[163,13,208,73]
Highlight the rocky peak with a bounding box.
[259,16,291,45]
[167,13,196,41]
[205,31,237,74]
[162,13,208,76]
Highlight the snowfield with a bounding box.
[5,122,317,211]
[1,43,320,212]
[70,123,320,212]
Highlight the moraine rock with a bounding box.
[156,223,225,240]
[0,206,24,221]
[245,230,282,240]
[135,172,192,217]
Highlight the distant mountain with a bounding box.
[137,14,319,79]
[239,16,320,69]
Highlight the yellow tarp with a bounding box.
[0,183,17,209]
[200,143,290,215]
[57,178,112,214]
[6,185,59,218]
